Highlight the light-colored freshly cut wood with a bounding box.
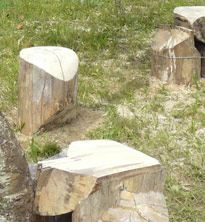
[18,46,78,135]
[151,26,201,84]
[34,169,96,216]
[195,40,205,78]
[36,140,160,178]
[34,140,168,222]
[174,6,205,43]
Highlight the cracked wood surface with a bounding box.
[100,190,169,222]
[151,26,201,85]
[34,169,97,216]
[20,47,78,81]
[38,140,160,178]
[34,140,168,221]
[18,46,78,135]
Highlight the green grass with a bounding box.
[28,137,61,162]
[1,0,205,221]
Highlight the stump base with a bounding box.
[34,140,169,222]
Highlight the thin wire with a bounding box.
[153,54,205,59]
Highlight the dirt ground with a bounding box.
[5,106,104,150]
[4,77,205,152]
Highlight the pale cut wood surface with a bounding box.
[39,140,160,178]
[152,26,201,84]
[18,46,78,135]
[174,6,205,43]
[34,169,96,216]
[20,47,78,81]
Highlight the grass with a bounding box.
[28,137,61,162]
[0,0,205,221]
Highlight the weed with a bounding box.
[158,84,170,96]
[193,73,201,90]
[15,121,25,132]
[40,142,61,158]
[189,120,197,134]
[150,95,165,112]
[28,138,61,162]
[29,138,41,163]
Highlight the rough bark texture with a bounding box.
[0,111,34,222]
[151,26,201,84]
[18,47,78,135]
[34,140,169,222]
[195,40,205,78]
[174,6,205,43]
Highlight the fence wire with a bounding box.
[153,54,205,59]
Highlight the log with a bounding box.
[174,6,205,43]
[0,111,34,222]
[18,46,78,135]
[100,191,168,222]
[34,140,169,222]
[195,40,205,78]
[151,26,201,84]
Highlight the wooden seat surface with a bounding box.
[39,140,160,178]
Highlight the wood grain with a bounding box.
[18,47,78,135]
[152,26,201,84]
[34,140,168,221]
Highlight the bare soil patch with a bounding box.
[4,107,104,150]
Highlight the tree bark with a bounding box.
[174,6,205,43]
[18,46,78,135]
[0,111,34,222]
[151,26,201,84]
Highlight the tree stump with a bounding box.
[34,140,169,222]
[18,46,78,135]
[174,6,205,43]
[151,26,201,84]
[195,40,205,78]
[0,111,34,222]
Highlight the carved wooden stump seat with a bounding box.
[18,46,78,135]
[34,140,169,222]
